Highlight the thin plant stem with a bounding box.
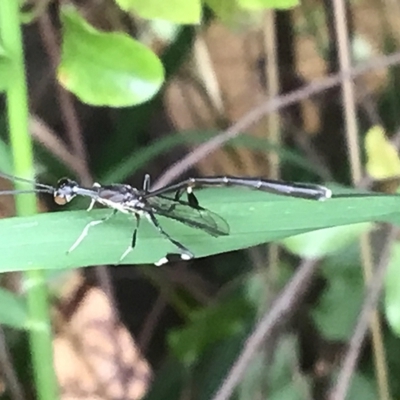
[0,1,58,399]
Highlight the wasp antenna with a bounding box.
[0,171,55,191]
[0,188,53,196]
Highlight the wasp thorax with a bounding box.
[53,178,78,205]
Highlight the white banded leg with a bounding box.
[68,209,117,253]
[174,185,200,209]
[155,252,193,267]
[146,212,194,266]
[118,214,141,263]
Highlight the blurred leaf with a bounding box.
[205,0,241,22]
[244,270,272,306]
[238,353,267,400]
[330,238,364,264]
[268,336,311,400]
[143,359,187,400]
[2,188,400,271]
[237,0,299,10]
[239,335,311,400]
[115,0,202,24]
[58,6,164,106]
[385,242,400,336]
[205,0,261,27]
[196,333,249,400]
[311,262,364,340]
[0,288,28,329]
[345,372,377,400]
[383,333,400,395]
[365,125,400,179]
[281,223,371,258]
[235,334,310,400]
[168,294,251,365]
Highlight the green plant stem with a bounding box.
[0,1,58,399]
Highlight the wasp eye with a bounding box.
[54,194,68,205]
[54,192,75,205]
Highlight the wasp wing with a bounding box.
[144,195,230,237]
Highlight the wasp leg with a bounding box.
[118,213,141,263]
[173,186,200,209]
[68,209,117,253]
[86,182,101,211]
[146,212,194,266]
[142,174,151,192]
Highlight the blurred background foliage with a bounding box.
[2,0,400,399]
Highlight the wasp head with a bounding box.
[54,178,78,205]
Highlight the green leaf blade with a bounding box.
[1,188,400,272]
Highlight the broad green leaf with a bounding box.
[281,222,371,258]
[385,242,400,335]
[0,288,28,329]
[237,0,299,10]
[0,188,400,272]
[58,6,164,106]
[365,125,400,179]
[114,0,202,24]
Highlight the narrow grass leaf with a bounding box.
[0,188,400,271]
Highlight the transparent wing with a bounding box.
[145,195,230,237]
